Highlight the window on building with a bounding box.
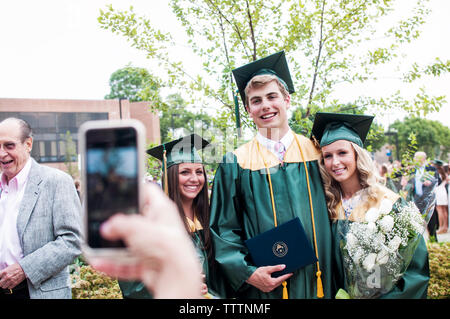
[0,112,108,163]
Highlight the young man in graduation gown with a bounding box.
[209,52,335,299]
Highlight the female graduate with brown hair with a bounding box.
[118,134,226,299]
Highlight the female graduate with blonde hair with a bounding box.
[311,112,430,299]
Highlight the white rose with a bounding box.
[376,249,389,265]
[388,235,402,251]
[365,207,380,223]
[363,253,377,272]
[367,222,377,234]
[379,198,393,216]
[353,248,364,264]
[379,215,395,234]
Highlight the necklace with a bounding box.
[341,189,364,219]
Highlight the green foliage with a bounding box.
[60,131,79,179]
[159,93,214,144]
[289,103,387,151]
[104,64,163,109]
[146,141,162,180]
[98,0,449,137]
[390,117,450,161]
[427,242,450,299]
[397,132,418,178]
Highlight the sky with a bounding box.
[0,0,449,130]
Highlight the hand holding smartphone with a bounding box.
[79,119,145,262]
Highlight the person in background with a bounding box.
[74,179,81,200]
[434,160,448,234]
[90,183,203,299]
[447,163,450,229]
[0,118,81,299]
[311,112,429,298]
[406,152,439,239]
[379,163,388,182]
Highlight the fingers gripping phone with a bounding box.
[79,119,145,262]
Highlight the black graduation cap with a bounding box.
[311,112,374,148]
[232,51,295,106]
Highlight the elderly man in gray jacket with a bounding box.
[0,117,81,299]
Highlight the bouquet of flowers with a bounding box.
[336,195,434,299]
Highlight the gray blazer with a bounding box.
[16,159,82,299]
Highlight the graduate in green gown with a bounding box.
[118,134,228,299]
[209,52,335,299]
[311,112,430,298]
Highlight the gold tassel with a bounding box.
[316,271,324,298]
[282,281,288,299]
[294,134,325,299]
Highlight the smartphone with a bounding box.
[79,119,146,261]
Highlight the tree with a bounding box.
[159,93,214,143]
[389,117,450,161]
[289,103,387,152]
[60,131,78,179]
[104,64,163,108]
[98,0,449,143]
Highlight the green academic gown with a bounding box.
[209,134,336,299]
[331,185,430,299]
[191,229,231,298]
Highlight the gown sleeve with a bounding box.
[209,153,257,293]
[118,280,153,299]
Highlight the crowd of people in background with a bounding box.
[376,155,449,237]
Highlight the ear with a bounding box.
[284,94,291,110]
[25,137,33,153]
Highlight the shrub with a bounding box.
[70,257,123,299]
[427,242,450,299]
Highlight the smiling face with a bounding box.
[0,119,33,183]
[178,162,205,202]
[245,80,291,139]
[321,140,359,185]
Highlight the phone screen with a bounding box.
[85,126,139,248]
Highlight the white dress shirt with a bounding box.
[0,158,32,270]
[256,129,294,161]
[414,165,425,196]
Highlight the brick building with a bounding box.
[0,98,160,175]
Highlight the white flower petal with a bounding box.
[379,198,394,215]
[379,215,394,234]
[365,208,380,223]
[363,253,377,272]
